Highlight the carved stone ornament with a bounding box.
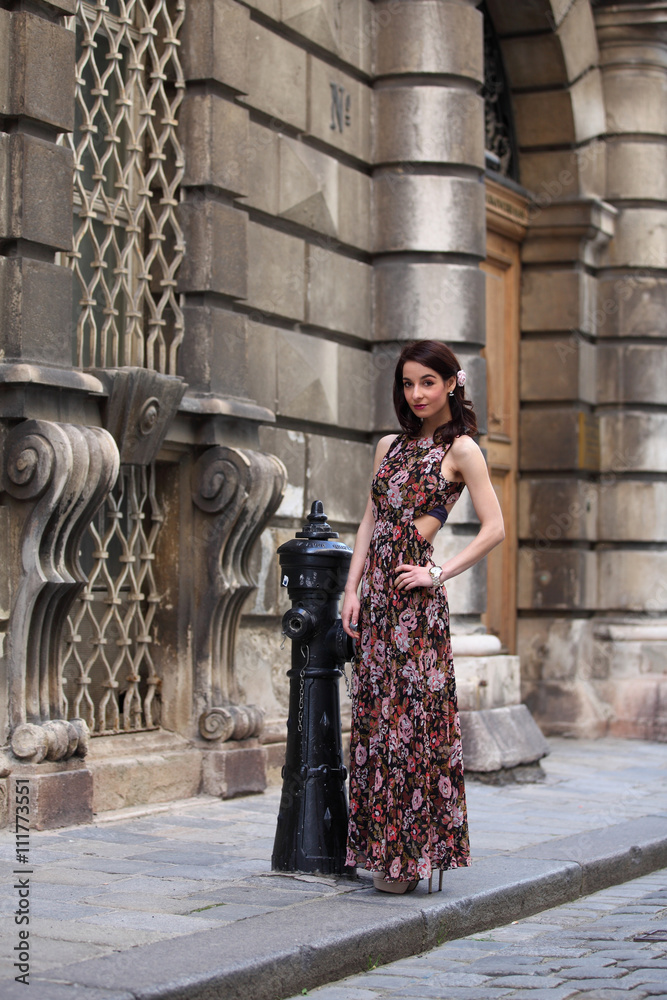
[11,718,90,763]
[94,367,186,465]
[199,704,264,742]
[2,419,120,731]
[192,446,286,741]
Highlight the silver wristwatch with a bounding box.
[428,564,444,588]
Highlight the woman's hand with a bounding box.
[394,562,438,591]
[342,589,361,639]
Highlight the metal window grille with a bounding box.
[59,0,185,733]
[65,0,186,373]
[61,465,164,734]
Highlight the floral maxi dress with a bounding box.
[346,434,471,882]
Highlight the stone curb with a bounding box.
[5,815,667,1000]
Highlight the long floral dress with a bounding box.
[346,433,471,882]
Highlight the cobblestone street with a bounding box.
[288,869,667,1000]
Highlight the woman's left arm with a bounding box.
[436,436,505,583]
[395,437,504,591]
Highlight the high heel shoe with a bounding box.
[427,869,444,894]
[373,872,419,894]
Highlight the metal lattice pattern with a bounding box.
[67,0,185,372]
[61,465,164,734]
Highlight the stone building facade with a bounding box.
[0,0,665,828]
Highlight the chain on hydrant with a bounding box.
[271,500,356,876]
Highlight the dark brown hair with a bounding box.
[393,340,478,446]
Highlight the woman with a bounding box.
[342,340,505,893]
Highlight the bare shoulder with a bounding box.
[447,434,486,480]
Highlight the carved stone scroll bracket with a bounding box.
[10,718,91,763]
[192,446,286,733]
[199,704,265,743]
[94,367,187,466]
[2,419,120,730]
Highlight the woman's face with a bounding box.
[401,361,456,422]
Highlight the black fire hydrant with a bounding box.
[271,500,356,875]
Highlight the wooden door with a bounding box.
[480,179,528,654]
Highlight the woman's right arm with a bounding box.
[341,434,397,638]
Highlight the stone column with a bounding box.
[372,0,547,773]
[591,4,667,739]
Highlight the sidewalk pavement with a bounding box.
[0,737,666,1000]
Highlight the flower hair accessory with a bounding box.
[456,369,466,387]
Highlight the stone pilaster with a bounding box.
[592,4,667,739]
[518,198,617,735]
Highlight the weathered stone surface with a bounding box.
[236,620,290,733]
[243,129,371,250]
[306,248,371,339]
[598,480,667,542]
[521,268,596,334]
[306,436,373,524]
[245,526,298,618]
[602,207,667,268]
[338,162,371,251]
[246,320,277,411]
[513,70,605,148]
[606,138,667,201]
[598,342,667,405]
[522,199,616,268]
[373,174,485,256]
[0,10,75,132]
[179,306,248,397]
[9,767,93,830]
[518,478,597,543]
[281,0,373,75]
[520,141,606,203]
[0,133,73,250]
[597,675,667,741]
[247,224,305,322]
[278,135,338,235]
[520,337,596,403]
[596,274,667,338]
[598,551,667,612]
[520,409,580,471]
[599,412,667,473]
[276,328,337,423]
[258,427,306,520]
[180,92,249,197]
[88,746,201,813]
[485,0,574,35]
[308,57,371,161]
[459,705,549,772]
[374,262,485,344]
[201,745,267,798]
[374,0,483,83]
[0,256,73,365]
[518,548,597,610]
[602,66,667,136]
[0,777,7,829]
[181,0,249,93]
[500,0,597,89]
[455,654,521,712]
[243,22,307,130]
[374,88,484,168]
[178,199,248,298]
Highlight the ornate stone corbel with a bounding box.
[94,367,186,465]
[2,420,120,733]
[192,446,286,741]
